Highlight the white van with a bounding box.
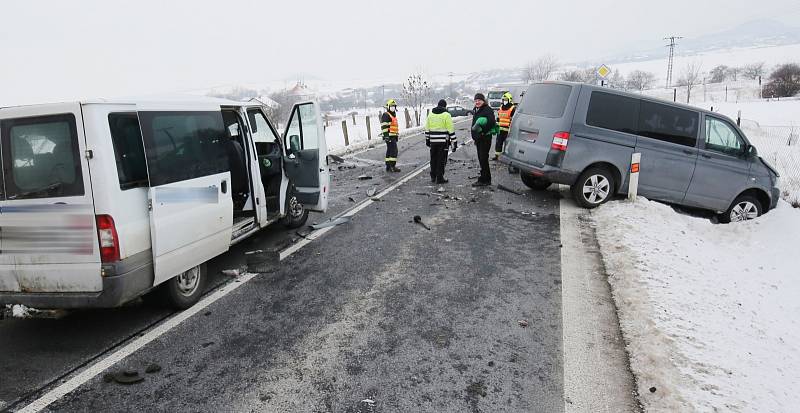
[0,97,329,309]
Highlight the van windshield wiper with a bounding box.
[8,182,63,200]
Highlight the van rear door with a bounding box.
[135,106,234,287]
[282,101,329,212]
[505,83,577,168]
[0,103,101,293]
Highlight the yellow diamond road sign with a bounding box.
[597,64,611,79]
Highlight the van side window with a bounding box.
[0,114,84,200]
[108,113,148,190]
[705,117,745,156]
[137,111,229,186]
[586,92,639,134]
[638,101,698,147]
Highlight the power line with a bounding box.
[664,36,683,88]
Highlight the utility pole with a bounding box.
[664,36,682,88]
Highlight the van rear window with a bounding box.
[0,114,84,200]
[518,84,572,118]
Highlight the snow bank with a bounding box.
[591,198,800,412]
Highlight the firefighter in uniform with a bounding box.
[425,99,455,184]
[493,92,516,160]
[381,99,401,172]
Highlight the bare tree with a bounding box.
[608,69,626,89]
[522,54,560,84]
[401,73,431,126]
[559,68,597,84]
[764,63,800,98]
[626,70,657,92]
[677,61,702,103]
[743,62,767,80]
[727,66,741,82]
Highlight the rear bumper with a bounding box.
[0,251,154,309]
[499,154,578,185]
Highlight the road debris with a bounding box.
[348,197,356,203]
[310,216,351,230]
[497,184,522,195]
[109,370,144,385]
[245,249,280,273]
[413,215,431,230]
[358,175,372,180]
[366,187,377,197]
[518,319,529,328]
[221,269,241,277]
[437,186,445,192]
[145,363,162,374]
[327,154,345,164]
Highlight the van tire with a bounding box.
[282,191,309,229]
[160,263,207,310]
[719,194,762,223]
[520,173,552,190]
[572,167,615,209]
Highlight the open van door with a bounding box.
[136,108,234,286]
[282,101,329,212]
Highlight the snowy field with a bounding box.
[591,198,800,412]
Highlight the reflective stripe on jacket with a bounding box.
[497,105,515,132]
[425,111,454,143]
[381,111,399,138]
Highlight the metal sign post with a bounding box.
[628,153,641,201]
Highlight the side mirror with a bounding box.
[747,145,758,157]
[289,135,301,153]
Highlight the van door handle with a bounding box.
[221,180,228,194]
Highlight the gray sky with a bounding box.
[1,0,799,105]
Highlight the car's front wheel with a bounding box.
[571,167,615,208]
[282,191,309,228]
[520,173,551,190]
[719,194,762,223]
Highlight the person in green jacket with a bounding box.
[425,99,455,184]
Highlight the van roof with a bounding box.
[536,80,731,120]
[0,95,266,111]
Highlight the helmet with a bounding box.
[502,92,513,102]
[386,99,397,108]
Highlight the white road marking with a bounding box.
[19,124,473,413]
[17,273,258,413]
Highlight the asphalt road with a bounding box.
[2,121,571,412]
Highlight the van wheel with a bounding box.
[282,192,309,228]
[520,173,551,190]
[161,263,207,310]
[719,194,762,223]
[572,167,615,208]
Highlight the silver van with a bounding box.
[500,81,781,223]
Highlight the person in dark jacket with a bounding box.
[471,93,497,186]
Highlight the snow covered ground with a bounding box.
[591,198,800,412]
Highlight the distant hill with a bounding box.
[601,19,800,64]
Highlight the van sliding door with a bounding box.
[136,108,233,287]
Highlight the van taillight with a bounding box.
[551,132,570,151]
[96,215,120,263]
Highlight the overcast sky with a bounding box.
[1,0,799,105]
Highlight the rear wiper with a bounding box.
[8,182,63,200]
